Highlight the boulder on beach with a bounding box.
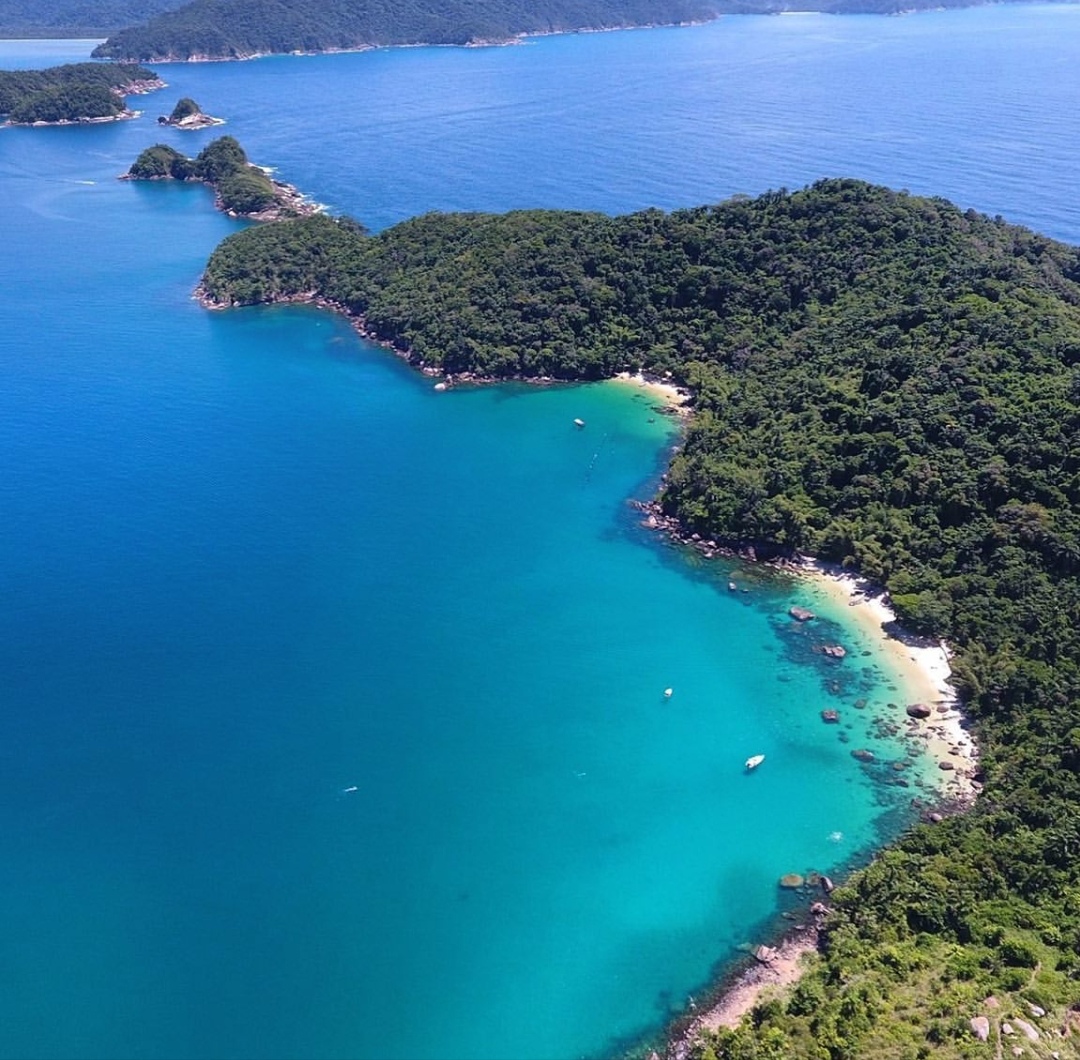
[906,702,932,719]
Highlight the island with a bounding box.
[0,62,163,125]
[197,178,1080,1057]
[0,0,185,38]
[90,0,1063,62]
[125,136,319,220]
[157,96,224,129]
[91,0,717,61]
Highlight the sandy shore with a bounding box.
[797,558,979,806]
[611,370,690,412]
[668,558,980,1055]
[668,927,820,1059]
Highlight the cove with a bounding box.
[4,8,1080,1056]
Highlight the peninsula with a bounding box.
[0,62,162,125]
[198,178,1080,1056]
[125,136,319,220]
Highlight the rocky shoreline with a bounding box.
[194,280,981,1059]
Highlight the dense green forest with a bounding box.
[0,0,184,37]
[91,0,713,60]
[127,135,313,217]
[0,62,158,123]
[91,0,1057,61]
[201,179,1080,1056]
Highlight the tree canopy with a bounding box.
[127,135,304,217]
[91,0,1058,61]
[200,179,1080,1055]
[91,0,714,60]
[0,0,185,38]
[0,62,158,123]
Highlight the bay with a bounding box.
[1,7,1078,1058]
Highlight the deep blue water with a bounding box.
[1,8,1079,1058]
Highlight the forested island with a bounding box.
[87,0,1053,62]
[0,0,184,38]
[0,62,161,125]
[90,0,716,61]
[126,135,317,219]
[200,178,1080,1056]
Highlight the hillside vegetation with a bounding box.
[0,62,158,123]
[90,0,1057,61]
[0,0,184,37]
[91,0,714,60]
[127,135,313,217]
[200,178,1080,1056]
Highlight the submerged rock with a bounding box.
[779,873,805,889]
[789,606,815,622]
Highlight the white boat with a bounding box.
[745,754,765,771]
[573,418,586,428]
[663,687,673,698]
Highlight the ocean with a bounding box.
[1,7,1078,1057]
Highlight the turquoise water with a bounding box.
[2,9,1080,1058]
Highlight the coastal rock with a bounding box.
[823,644,847,658]
[778,873,804,889]
[820,876,835,893]
[789,606,815,622]
[810,901,828,916]
[851,748,875,762]
[821,709,839,723]
[1013,1018,1039,1041]
[906,703,932,719]
[754,944,777,963]
[970,1016,991,1041]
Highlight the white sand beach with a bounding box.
[612,370,690,412]
[798,558,979,805]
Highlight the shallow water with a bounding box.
[1,10,1078,1057]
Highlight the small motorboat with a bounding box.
[745,754,765,771]
[573,418,586,428]
[663,687,673,698]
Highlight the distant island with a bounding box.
[125,135,319,220]
[0,62,162,125]
[0,0,185,39]
[91,0,715,61]
[90,0,1065,62]
[156,96,224,128]
[196,175,1080,1057]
